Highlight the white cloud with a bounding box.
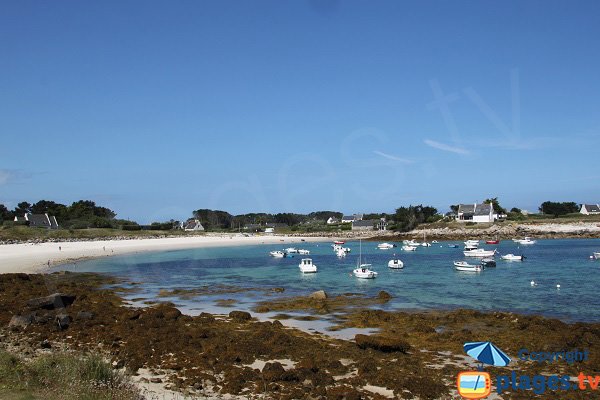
[0,170,11,185]
[424,139,470,155]
[372,151,413,164]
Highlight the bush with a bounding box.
[121,225,142,231]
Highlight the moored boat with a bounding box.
[333,240,345,245]
[515,237,536,245]
[298,249,310,255]
[486,239,500,245]
[377,243,395,249]
[388,259,404,269]
[480,258,496,267]
[299,258,317,273]
[454,261,483,272]
[269,251,286,258]
[501,254,524,261]
[401,245,417,251]
[594,252,600,260]
[353,239,377,278]
[463,248,496,257]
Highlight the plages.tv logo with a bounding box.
[457,341,511,399]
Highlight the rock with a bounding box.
[9,314,34,328]
[355,334,411,353]
[150,377,163,383]
[262,361,285,381]
[255,305,270,313]
[229,311,252,322]
[40,339,52,349]
[309,290,327,300]
[377,290,392,300]
[271,287,285,293]
[56,313,71,330]
[76,311,94,320]
[27,293,76,310]
[272,320,283,328]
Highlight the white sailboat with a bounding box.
[353,239,377,279]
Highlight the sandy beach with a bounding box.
[0,234,328,274]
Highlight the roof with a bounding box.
[28,214,51,227]
[265,222,288,228]
[474,203,493,216]
[457,204,475,214]
[341,215,354,221]
[583,204,600,213]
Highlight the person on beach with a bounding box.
[59,246,61,251]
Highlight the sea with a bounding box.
[53,239,600,323]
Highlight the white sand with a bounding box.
[0,234,327,274]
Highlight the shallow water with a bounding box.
[55,239,600,322]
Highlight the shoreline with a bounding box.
[0,234,330,274]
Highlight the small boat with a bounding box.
[463,248,496,257]
[448,244,459,248]
[336,248,346,257]
[401,245,417,251]
[333,240,345,245]
[464,240,480,247]
[421,242,432,247]
[501,254,524,261]
[480,258,496,267]
[377,243,395,249]
[285,247,299,253]
[485,239,500,245]
[353,239,377,278]
[299,258,317,273]
[298,249,310,255]
[515,237,536,245]
[464,244,479,251]
[269,251,286,258]
[594,252,600,260]
[454,261,483,272]
[388,259,404,269]
[353,264,378,278]
[431,240,439,244]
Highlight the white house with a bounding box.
[456,203,495,223]
[184,219,205,231]
[264,227,275,234]
[341,215,354,223]
[580,204,600,215]
[326,217,339,225]
[14,213,59,229]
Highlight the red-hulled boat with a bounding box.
[485,239,500,244]
[333,240,345,245]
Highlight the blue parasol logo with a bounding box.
[464,341,511,367]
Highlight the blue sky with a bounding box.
[1,1,599,223]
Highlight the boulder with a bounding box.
[56,313,71,330]
[27,293,76,310]
[377,290,392,300]
[262,361,285,381]
[309,290,327,300]
[355,334,411,353]
[9,314,34,328]
[229,311,252,322]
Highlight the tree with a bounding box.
[31,200,69,221]
[483,197,506,214]
[393,204,439,232]
[539,201,579,217]
[193,209,233,230]
[13,201,31,216]
[0,204,11,222]
[510,207,521,213]
[449,205,459,214]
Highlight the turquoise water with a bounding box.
[56,239,600,322]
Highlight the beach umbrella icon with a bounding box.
[463,341,511,367]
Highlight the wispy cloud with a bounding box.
[372,150,412,164]
[0,170,13,185]
[424,139,470,155]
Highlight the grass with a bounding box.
[0,350,141,400]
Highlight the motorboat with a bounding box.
[480,258,496,267]
[501,254,524,261]
[464,240,480,247]
[388,259,404,269]
[377,243,395,249]
[431,240,439,244]
[464,244,479,251]
[515,237,536,245]
[485,239,500,245]
[333,244,351,252]
[463,248,496,257]
[284,247,299,253]
[453,261,483,272]
[297,249,310,255]
[333,240,345,245]
[336,248,346,257]
[298,258,317,273]
[269,251,286,258]
[401,245,417,251]
[448,244,459,248]
[421,242,432,247]
[594,252,600,260]
[353,265,378,278]
[353,239,377,279]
